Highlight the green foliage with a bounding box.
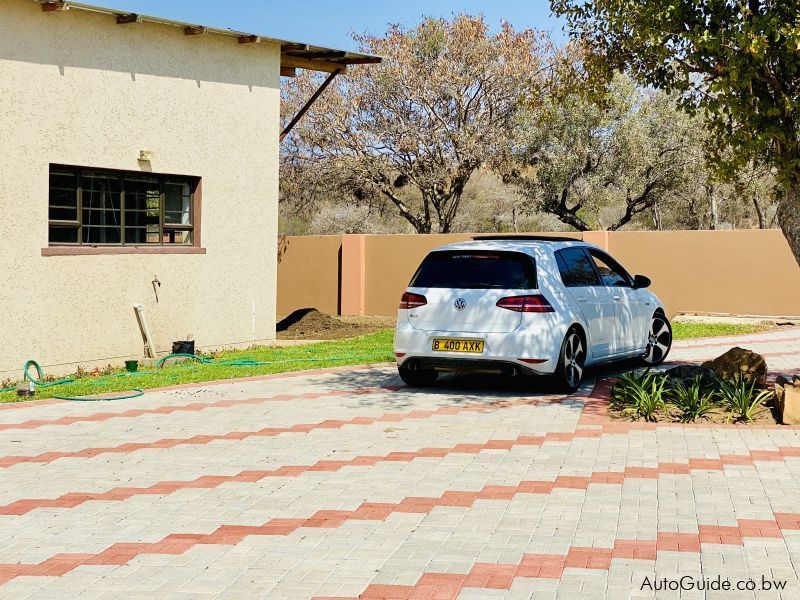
[551,0,800,264]
[671,322,772,340]
[611,370,668,421]
[715,373,773,422]
[511,69,705,231]
[0,330,396,404]
[551,0,800,185]
[667,377,718,422]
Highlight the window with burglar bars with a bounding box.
[48,166,198,246]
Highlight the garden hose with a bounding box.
[24,360,76,388]
[1,351,394,400]
[155,352,392,368]
[53,389,145,402]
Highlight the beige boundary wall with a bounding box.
[0,1,280,377]
[277,230,800,319]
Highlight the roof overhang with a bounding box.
[36,0,382,75]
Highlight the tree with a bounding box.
[507,72,703,231]
[281,16,550,233]
[551,0,800,262]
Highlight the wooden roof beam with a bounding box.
[238,35,261,44]
[184,26,207,36]
[41,1,67,11]
[287,50,347,60]
[281,55,347,74]
[116,13,142,25]
[337,56,383,65]
[280,68,342,142]
[280,67,297,78]
[281,43,309,52]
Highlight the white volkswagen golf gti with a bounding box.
[394,236,672,391]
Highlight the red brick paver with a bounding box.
[0,327,799,598]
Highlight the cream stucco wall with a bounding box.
[0,0,281,377]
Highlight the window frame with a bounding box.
[554,247,601,288]
[44,164,204,256]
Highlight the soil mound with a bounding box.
[277,308,362,340]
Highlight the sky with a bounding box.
[99,0,566,52]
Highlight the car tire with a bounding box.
[555,327,586,393]
[641,312,672,366]
[398,365,439,387]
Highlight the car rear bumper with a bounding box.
[393,316,568,376]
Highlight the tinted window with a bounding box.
[589,250,632,287]
[555,248,600,287]
[410,251,537,289]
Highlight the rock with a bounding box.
[701,347,767,386]
[775,376,800,425]
[663,365,716,388]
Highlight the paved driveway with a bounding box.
[0,328,799,599]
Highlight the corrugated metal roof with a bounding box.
[36,0,382,74]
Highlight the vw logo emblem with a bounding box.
[454,298,466,311]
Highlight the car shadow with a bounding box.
[318,359,652,412]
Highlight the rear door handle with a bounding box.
[577,297,587,303]
[612,295,621,301]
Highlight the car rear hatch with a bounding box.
[404,250,538,334]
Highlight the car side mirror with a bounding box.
[633,275,651,289]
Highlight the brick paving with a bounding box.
[0,328,799,599]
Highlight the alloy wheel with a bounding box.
[563,331,585,389]
[643,315,672,365]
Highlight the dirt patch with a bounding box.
[277,308,395,340]
[608,402,780,426]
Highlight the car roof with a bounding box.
[429,238,596,255]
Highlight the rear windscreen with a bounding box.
[409,251,537,289]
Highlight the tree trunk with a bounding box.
[651,203,663,231]
[709,187,719,230]
[753,194,766,229]
[777,181,800,265]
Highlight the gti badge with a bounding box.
[454,298,466,311]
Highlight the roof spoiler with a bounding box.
[471,235,581,242]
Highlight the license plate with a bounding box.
[432,338,485,353]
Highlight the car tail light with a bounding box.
[399,292,427,309]
[496,294,554,313]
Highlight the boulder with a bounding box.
[663,365,716,388]
[775,376,800,425]
[701,347,767,386]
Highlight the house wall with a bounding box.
[0,0,281,377]
[277,230,800,319]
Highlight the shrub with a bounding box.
[611,370,668,422]
[715,374,773,422]
[667,377,717,422]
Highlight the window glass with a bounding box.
[409,251,537,289]
[48,170,78,222]
[47,166,197,246]
[589,250,632,287]
[164,180,192,225]
[555,248,600,287]
[124,174,160,245]
[82,172,121,244]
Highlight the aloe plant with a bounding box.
[667,377,717,422]
[611,370,668,422]
[715,374,773,423]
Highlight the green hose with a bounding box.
[24,360,75,388]
[1,352,393,400]
[0,360,144,402]
[54,389,145,402]
[155,353,391,368]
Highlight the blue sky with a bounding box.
[100,0,565,51]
